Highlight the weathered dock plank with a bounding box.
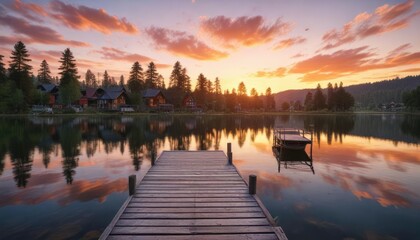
[100,150,287,240]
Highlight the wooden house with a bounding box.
[143,89,167,108]
[97,86,128,110]
[182,94,197,109]
[37,84,59,106]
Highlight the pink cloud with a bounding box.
[0,14,89,47]
[49,0,138,34]
[290,45,420,82]
[96,47,153,63]
[254,67,287,78]
[145,26,228,61]
[321,0,418,50]
[274,37,306,50]
[200,15,291,49]
[4,0,48,22]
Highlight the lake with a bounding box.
[0,114,419,240]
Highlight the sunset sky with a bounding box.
[0,0,419,93]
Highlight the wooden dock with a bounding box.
[100,150,287,240]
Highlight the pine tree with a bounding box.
[0,55,7,82]
[58,48,80,105]
[119,75,125,87]
[156,74,165,89]
[214,77,222,95]
[102,70,110,87]
[250,88,258,97]
[59,48,79,86]
[182,68,191,92]
[327,82,335,110]
[304,91,313,111]
[9,41,33,104]
[169,61,182,89]
[85,69,96,87]
[145,62,158,88]
[313,83,326,110]
[37,60,52,84]
[127,61,144,92]
[265,87,275,110]
[237,82,247,96]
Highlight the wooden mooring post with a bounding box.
[128,175,136,196]
[227,142,232,164]
[249,174,257,195]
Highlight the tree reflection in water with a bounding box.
[0,114,419,187]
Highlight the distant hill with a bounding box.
[274,75,420,109]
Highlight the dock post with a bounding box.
[228,152,232,165]
[227,142,232,154]
[129,175,136,196]
[249,175,257,195]
[151,150,156,166]
[310,129,313,160]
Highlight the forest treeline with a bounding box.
[274,75,420,110]
[0,41,276,113]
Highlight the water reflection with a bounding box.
[272,147,314,174]
[0,114,419,240]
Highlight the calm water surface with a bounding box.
[0,114,419,240]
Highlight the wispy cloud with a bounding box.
[49,0,138,34]
[200,15,291,49]
[274,37,306,50]
[145,26,228,61]
[0,14,89,47]
[254,67,287,78]
[96,47,153,63]
[321,0,418,50]
[4,0,48,22]
[290,44,420,82]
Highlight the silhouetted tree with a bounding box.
[58,48,80,105]
[85,69,97,87]
[327,82,335,110]
[313,84,326,110]
[304,91,313,111]
[0,55,6,82]
[102,70,111,87]
[403,86,420,110]
[145,62,159,88]
[9,41,33,104]
[37,60,52,84]
[281,101,290,111]
[127,61,144,92]
[119,75,125,86]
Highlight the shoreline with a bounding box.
[0,111,419,117]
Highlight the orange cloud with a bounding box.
[200,15,290,49]
[254,67,287,78]
[290,45,420,82]
[4,0,48,22]
[49,0,138,34]
[145,26,228,61]
[274,37,306,50]
[96,47,153,63]
[321,0,418,50]
[0,14,89,47]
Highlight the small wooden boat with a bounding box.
[273,128,312,150]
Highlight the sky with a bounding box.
[0,0,419,94]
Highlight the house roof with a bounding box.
[38,84,57,93]
[100,86,126,100]
[143,88,162,98]
[85,87,97,99]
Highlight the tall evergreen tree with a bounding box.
[327,82,335,110]
[0,55,7,82]
[214,77,222,94]
[58,48,80,105]
[304,91,313,111]
[182,68,191,92]
[37,60,52,84]
[156,74,165,89]
[169,61,183,89]
[127,61,144,92]
[237,82,247,96]
[85,69,96,87]
[9,41,33,104]
[265,87,275,110]
[102,70,110,87]
[145,62,158,88]
[313,83,326,110]
[119,75,125,87]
